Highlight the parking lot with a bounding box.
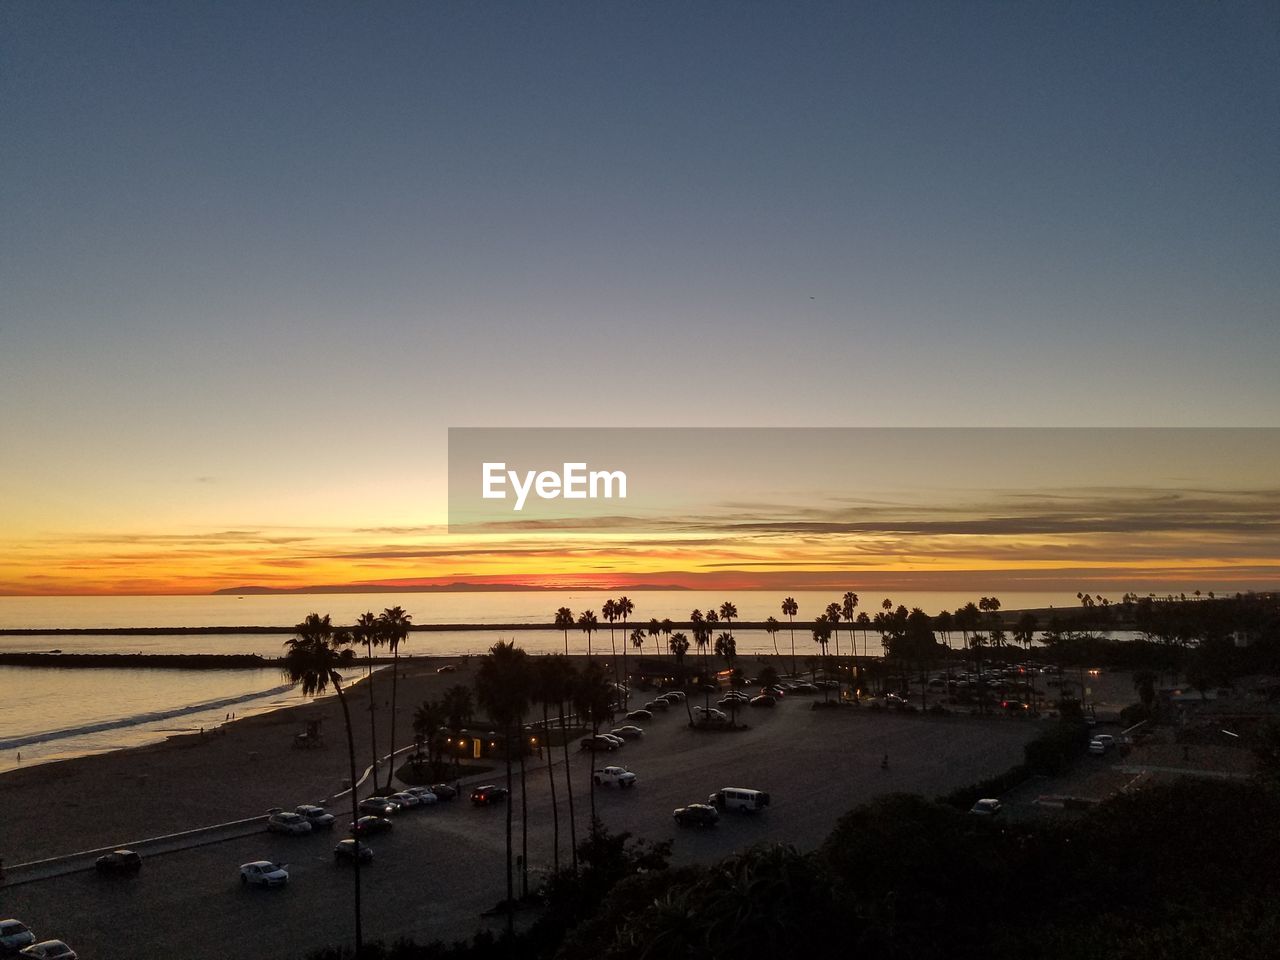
[3,698,1040,959]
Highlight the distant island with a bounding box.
[211,581,691,595]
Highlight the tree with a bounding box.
[555,607,574,656]
[647,618,661,659]
[1132,669,1157,712]
[574,661,616,838]
[541,655,581,873]
[765,615,781,658]
[603,599,620,701]
[718,601,738,646]
[377,605,412,791]
[617,596,635,708]
[532,655,572,874]
[668,632,693,723]
[659,618,673,660]
[352,610,383,785]
[812,616,833,702]
[630,628,646,658]
[412,700,444,769]
[475,640,532,929]
[282,614,364,955]
[842,592,859,692]
[782,597,799,676]
[578,609,598,657]
[825,601,843,668]
[441,684,472,729]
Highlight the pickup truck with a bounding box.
[592,765,638,788]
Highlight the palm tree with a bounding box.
[765,616,781,658]
[578,609,598,657]
[573,660,615,839]
[617,596,635,707]
[782,597,799,676]
[531,656,567,874]
[603,599,620,700]
[474,640,531,930]
[282,614,364,955]
[690,609,706,672]
[714,632,737,725]
[546,656,581,872]
[554,607,574,656]
[647,618,661,659]
[412,699,445,775]
[377,606,412,791]
[825,602,843,684]
[812,616,833,702]
[353,610,382,783]
[842,592,859,693]
[630,628,646,657]
[668,632,693,722]
[718,601,738,649]
[659,617,673,659]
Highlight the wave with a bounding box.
[0,681,301,750]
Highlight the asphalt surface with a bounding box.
[2,698,1040,959]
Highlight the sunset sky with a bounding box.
[2,3,1278,596]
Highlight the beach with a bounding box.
[0,657,482,863]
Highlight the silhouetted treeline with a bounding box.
[0,652,277,669]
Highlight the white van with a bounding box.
[708,787,770,812]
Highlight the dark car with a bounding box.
[625,709,653,722]
[429,783,458,801]
[350,816,393,836]
[470,784,510,806]
[644,699,669,711]
[749,694,777,708]
[334,839,374,864]
[95,849,141,875]
[358,797,397,817]
[580,735,619,752]
[673,803,720,827]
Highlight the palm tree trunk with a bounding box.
[518,729,529,900]
[788,618,796,676]
[385,646,400,791]
[504,726,514,934]
[336,683,363,956]
[365,641,378,789]
[588,718,599,838]
[557,702,578,873]
[543,703,559,874]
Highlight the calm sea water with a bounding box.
[2,590,1089,773]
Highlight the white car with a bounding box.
[240,861,289,888]
[405,787,438,805]
[19,941,77,960]
[267,811,312,835]
[390,791,422,809]
[593,765,638,788]
[1088,739,1107,755]
[295,804,336,829]
[969,798,1003,816]
[1,920,37,954]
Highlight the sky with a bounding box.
[1,2,1278,595]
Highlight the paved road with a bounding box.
[3,699,1040,959]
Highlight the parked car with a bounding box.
[333,839,374,864]
[969,798,1003,816]
[580,735,619,752]
[749,695,777,708]
[94,849,142,874]
[18,942,76,960]
[625,709,653,722]
[405,787,439,804]
[763,686,786,699]
[644,699,669,711]
[351,816,393,836]
[436,664,457,673]
[592,765,638,788]
[240,861,289,888]
[611,724,645,739]
[296,805,337,829]
[429,783,457,801]
[390,791,422,809]
[0,920,36,954]
[673,803,720,827]
[1094,734,1116,749]
[470,784,510,805]
[663,691,687,702]
[358,797,398,817]
[791,683,818,694]
[1088,739,1107,755]
[708,787,770,812]
[267,811,313,835]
